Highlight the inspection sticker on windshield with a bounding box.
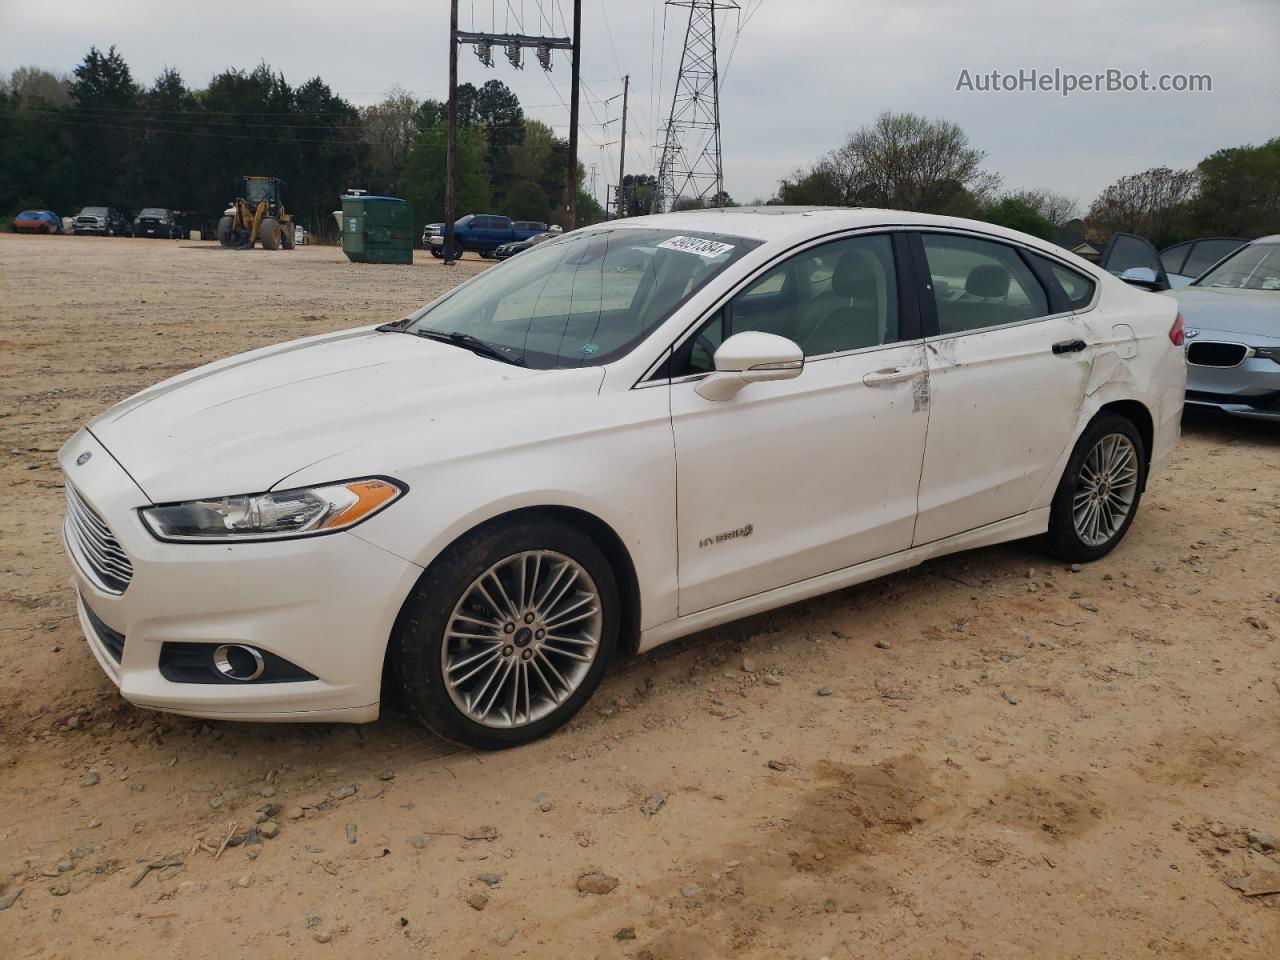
[657,235,736,259]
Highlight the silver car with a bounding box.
[1102,233,1279,422]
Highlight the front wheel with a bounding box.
[258,217,281,250]
[1044,413,1147,562]
[393,519,619,749]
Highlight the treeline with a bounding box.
[777,112,1280,247]
[0,46,603,235]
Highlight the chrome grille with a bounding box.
[1187,340,1247,368]
[65,483,133,594]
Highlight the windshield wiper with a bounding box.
[412,329,526,366]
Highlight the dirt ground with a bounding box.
[1,233,1277,959]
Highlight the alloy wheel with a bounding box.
[441,550,603,729]
[1072,433,1139,547]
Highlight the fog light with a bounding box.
[213,644,266,681]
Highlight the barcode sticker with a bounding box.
[656,235,736,259]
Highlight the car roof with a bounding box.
[599,206,1094,265]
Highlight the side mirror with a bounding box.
[695,331,804,401]
[1117,266,1169,292]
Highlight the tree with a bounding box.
[1191,138,1280,238]
[360,86,421,195]
[1007,188,1078,227]
[402,121,491,228]
[977,196,1057,241]
[3,66,71,105]
[505,179,550,222]
[70,45,137,108]
[775,113,997,215]
[1086,167,1198,248]
[620,174,656,216]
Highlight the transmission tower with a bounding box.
[653,1,738,213]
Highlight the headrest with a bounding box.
[832,249,882,297]
[965,264,1010,299]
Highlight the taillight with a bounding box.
[1169,312,1185,347]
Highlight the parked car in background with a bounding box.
[12,209,62,234]
[429,215,551,259]
[493,231,557,260]
[1103,232,1278,422]
[294,224,310,246]
[133,208,183,239]
[73,206,130,237]
[1160,237,1248,288]
[422,222,444,250]
[59,208,1185,748]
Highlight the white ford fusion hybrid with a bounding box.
[60,208,1186,748]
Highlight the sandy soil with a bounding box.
[1,233,1277,959]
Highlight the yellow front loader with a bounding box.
[216,176,295,250]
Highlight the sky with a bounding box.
[2,0,1277,213]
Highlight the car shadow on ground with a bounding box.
[1181,406,1280,447]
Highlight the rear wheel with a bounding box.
[1045,413,1147,562]
[393,518,619,749]
[217,216,234,247]
[258,217,281,250]
[280,223,295,250]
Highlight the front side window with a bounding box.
[1194,242,1280,291]
[672,233,901,377]
[404,228,757,369]
[921,233,1049,334]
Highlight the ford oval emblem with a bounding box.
[76,451,92,466]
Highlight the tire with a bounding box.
[429,246,443,259]
[217,216,234,247]
[258,217,281,250]
[393,518,620,749]
[281,225,295,250]
[1044,413,1147,562]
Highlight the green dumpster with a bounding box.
[341,195,414,264]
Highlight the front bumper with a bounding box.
[1186,344,1280,423]
[59,430,423,723]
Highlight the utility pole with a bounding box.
[566,0,582,230]
[443,3,579,236]
[444,0,459,265]
[616,74,629,219]
[653,1,737,213]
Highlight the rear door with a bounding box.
[910,230,1093,545]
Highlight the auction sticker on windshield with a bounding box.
[657,235,737,258]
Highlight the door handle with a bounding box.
[1052,339,1088,355]
[863,367,918,386]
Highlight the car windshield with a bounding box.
[19,210,42,218]
[1194,242,1280,291]
[81,207,108,216]
[139,208,168,217]
[403,228,758,369]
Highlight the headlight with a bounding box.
[140,477,405,542]
[1251,346,1280,364]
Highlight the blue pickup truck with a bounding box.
[429,214,555,259]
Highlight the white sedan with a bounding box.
[60,208,1187,748]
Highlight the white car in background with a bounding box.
[60,208,1186,748]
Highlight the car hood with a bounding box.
[1166,286,1280,339]
[87,328,581,503]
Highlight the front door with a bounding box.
[666,232,931,615]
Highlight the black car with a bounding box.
[72,206,130,237]
[133,207,184,239]
[493,231,557,260]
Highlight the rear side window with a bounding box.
[1032,256,1096,309]
[920,233,1049,334]
[1184,239,1246,277]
